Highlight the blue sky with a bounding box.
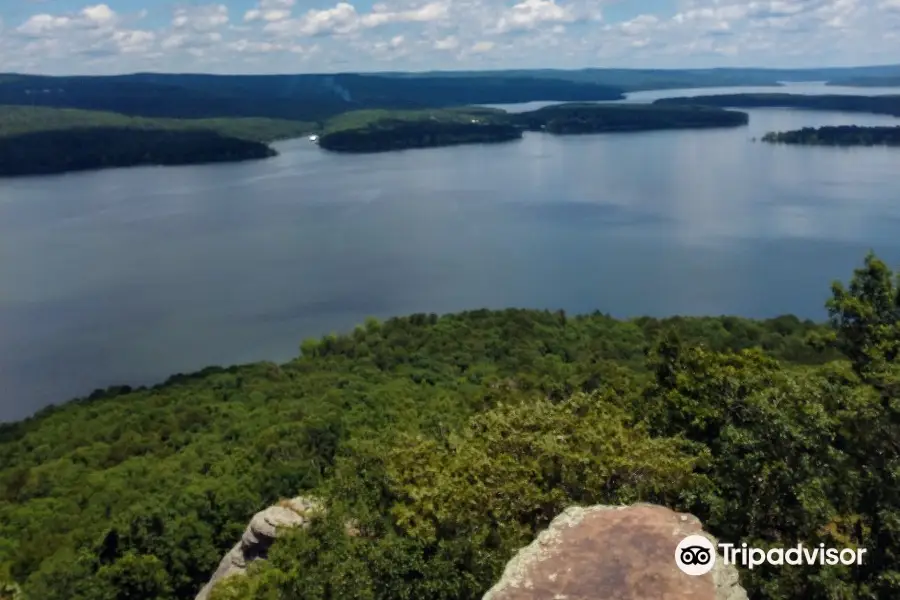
[1,0,897,74]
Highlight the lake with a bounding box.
[2,83,900,421]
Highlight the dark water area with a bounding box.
[2,83,900,420]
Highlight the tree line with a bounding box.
[0,127,275,177]
[655,93,900,117]
[762,125,900,146]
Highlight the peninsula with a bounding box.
[653,93,900,117]
[317,104,750,153]
[317,108,522,153]
[0,127,276,177]
[511,102,749,134]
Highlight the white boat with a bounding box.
[308,135,319,142]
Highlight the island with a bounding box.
[653,93,900,117]
[317,104,750,153]
[761,125,900,146]
[0,127,276,177]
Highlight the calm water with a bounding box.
[2,84,900,420]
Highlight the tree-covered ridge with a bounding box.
[0,127,275,177]
[319,121,522,153]
[317,104,750,152]
[4,257,893,600]
[654,93,900,116]
[512,103,749,133]
[762,125,900,146]
[0,106,315,143]
[322,107,510,134]
[0,73,623,122]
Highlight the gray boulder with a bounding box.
[482,503,748,600]
[195,497,323,600]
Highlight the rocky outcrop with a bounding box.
[482,503,747,600]
[195,497,323,600]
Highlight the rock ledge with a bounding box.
[482,503,748,600]
[195,497,322,600]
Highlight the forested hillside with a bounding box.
[0,128,275,177]
[511,103,749,133]
[4,254,900,599]
[0,106,314,143]
[0,73,623,122]
[316,104,749,153]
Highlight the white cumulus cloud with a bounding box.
[495,0,578,32]
[173,5,229,31]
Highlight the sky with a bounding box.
[0,0,898,74]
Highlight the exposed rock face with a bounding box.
[195,497,322,600]
[482,504,748,600]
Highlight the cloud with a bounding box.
[82,4,115,24]
[434,35,459,50]
[172,5,229,31]
[3,0,900,73]
[495,0,578,32]
[264,1,449,37]
[17,4,119,36]
[244,0,296,22]
[618,14,662,36]
[9,3,161,66]
[161,31,222,50]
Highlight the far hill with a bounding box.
[654,93,900,117]
[0,73,624,122]
[373,65,900,91]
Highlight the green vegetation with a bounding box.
[0,128,275,177]
[322,107,509,133]
[318,104,749,153]
[0,74,623,121]
[0,106,315,143]
[5,253,900,599]
[762,125,900,146]
[654,93,900,116]
[319,107,519,153]
[511,103,749,134]
[0,106,318,177]
[319,121,522,153]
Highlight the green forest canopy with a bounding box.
[3,253,900,600]
[0,128,277,178]
[0,106,315,143]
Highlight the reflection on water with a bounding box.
[2,92,900,419]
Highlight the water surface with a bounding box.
[2,85,900,420]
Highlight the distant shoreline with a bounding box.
[761,125,900,147]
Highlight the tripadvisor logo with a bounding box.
[675,535,867,576]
